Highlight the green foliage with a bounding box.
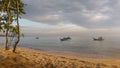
[0,0,25,52]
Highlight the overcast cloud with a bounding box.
[21,0,120,29]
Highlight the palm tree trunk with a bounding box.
[13,0,20,53]
[5,0,11,50]
[5,29,9,50]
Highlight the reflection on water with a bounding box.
[0,36,120,58]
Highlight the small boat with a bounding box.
[36,37,39,39]
[93,37,104,41]
[60,37,71,41]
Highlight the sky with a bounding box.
[20,0,120,36]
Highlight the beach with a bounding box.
[0,45,120,68]
[1,0,120,68]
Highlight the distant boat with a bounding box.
[60,37,71,41]
[93,37,104,41]
[36,37,39,39]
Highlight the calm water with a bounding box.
[1,36,120,58]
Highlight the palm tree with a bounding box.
[0,0,25,52]
[12,0,25,52]
[0,0,12,50]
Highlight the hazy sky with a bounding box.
[20,0,120,36]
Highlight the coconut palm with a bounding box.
[0,0,25,51]
[11,0,25,52]
[0,0,13,50]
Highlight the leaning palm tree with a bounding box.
[0,0,25,52]
[0,0,13,50]
[12,0,25,52]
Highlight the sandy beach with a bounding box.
[0,45,120,68]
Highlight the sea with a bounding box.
[1,35,120,58]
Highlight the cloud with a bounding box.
[21,0,120,29]
[86,13,109,22]
[21,22,87,35]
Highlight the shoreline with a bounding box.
[0,44,119,59]
[18,45,120,59]
[0,45,120,68]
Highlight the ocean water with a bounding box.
[1,36,120,58]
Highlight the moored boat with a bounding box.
[60,37,71,41]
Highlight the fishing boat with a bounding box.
[60,37,71,41]
[36,37,39,39]
[93,37,104,41]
